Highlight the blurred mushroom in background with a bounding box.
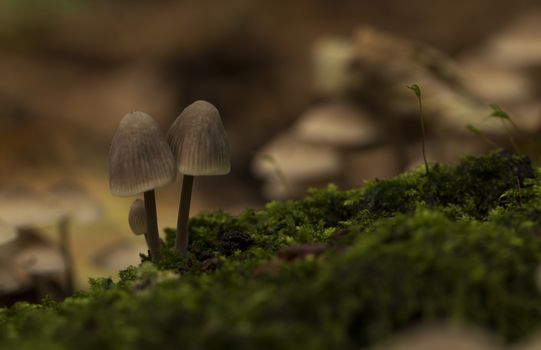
[15,245,66,300]
[0,229,68,305]
[252,132,341,199]
[252,23,541,200]
[0,184,62,229]
[46,180,103,294]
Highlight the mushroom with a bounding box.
[16,246,66,276]
[109,111,176,262]
[46,180,103,294]
[252,131,341,199]
[293,103,381,149]
[0,184,62,229]
[46,180,102,224]
[129,199,150,249]
[478,12,541,69]
[167,100,231,257]
[15,246,66,299]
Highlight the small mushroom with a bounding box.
[293,103,380,149]
[128,199,147,236]
[167,100,231,257]
[252,132,341,199]
[252,132,341,183]
[109,111,176,262]
[0,184,62,229]
[46,181,102,225]
[15,246,66,300]
[128,199,151,250]
[46,180,103,294]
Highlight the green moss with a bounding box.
[1,150,541,349]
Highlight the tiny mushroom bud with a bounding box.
[109,111,176,262]
[128,199,152,254]
[128,199,147,236]
[167,100,231,257]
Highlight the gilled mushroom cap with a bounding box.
[128,199,146,236]
[109,111,176,197]
[167,100,231,176]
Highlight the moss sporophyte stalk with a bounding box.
[5,150,541,349]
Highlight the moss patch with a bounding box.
[1,150,541,349]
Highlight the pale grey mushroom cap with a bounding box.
[252,132,341,183]
[293,103,380,148]
[167,100,231,176]
[109,111,176,197]
[128,199,146,236]
[0,185,63,228]
[46,181,103,224]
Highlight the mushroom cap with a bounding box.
[46,180,103,224]
[481,12,541,68]
[167,100,231,176]
[293,104,380,148]
[109,111,176,197]
[459,61,532,104]
[252,132,341,183]
[0,185,63,228]
[128,199,146,236]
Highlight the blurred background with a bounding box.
[1,0,541,300]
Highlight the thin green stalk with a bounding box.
[407,84,430,175]
[466,124,499,149]
[501,119,520,154]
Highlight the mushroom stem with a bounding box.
[143,190,161,262]
[58,216,75,295]
[175,175,193,257]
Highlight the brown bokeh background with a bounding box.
[1,0,540,290]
